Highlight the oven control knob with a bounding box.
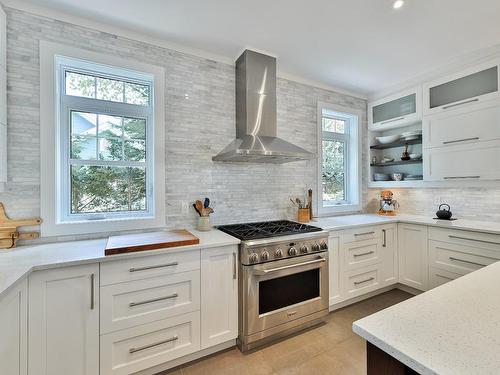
[261,251,270,261]
[300,245,308,254]
[249,253,259,263]
[311,243,320,252]
[320,241,328,250]
[275,248,284,258]
[288,247,297,256]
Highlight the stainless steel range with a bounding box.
[218,220,329,352]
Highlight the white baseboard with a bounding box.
[135,340,236,375]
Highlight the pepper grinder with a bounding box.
[401,144,410,161]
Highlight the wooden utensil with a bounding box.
[195,200,205,216]
[0,202,42,249]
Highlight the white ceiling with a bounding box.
[14,0,500,96]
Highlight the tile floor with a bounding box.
[160,289,412,375]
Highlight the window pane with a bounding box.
[124,140,146,161]
[123,118,146,140]
[322,140,345,202]
[322,117,345,133]
[98,138,123,161]
[66,72,96,98]
[71,165,146,214]
[71,111,97,136]
[96,77,124,102]
[98,115,122,137]
[71,136,97,160]
[125,82,149,105]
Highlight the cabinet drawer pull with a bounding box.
[442,98,479,110]
[442,137,479,145]
[443,176,480,180]
[354,231,375,237]
[129,335,179,354]
[129,293,179,308]
[448,235,500,246]
[353,251,375,258]
[382,229,386,247]
[449,257,487,267]
[129,262,179,273]
[380,117,405,125]
[90,273,95,310]
[354,277,375,285]
[232,253,237,280]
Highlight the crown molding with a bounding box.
[368,43,500,101]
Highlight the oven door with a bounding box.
[242,252,329,337]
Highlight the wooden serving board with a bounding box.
[105,229,200,256]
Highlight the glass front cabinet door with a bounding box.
[369,87,422,130]
[423,60,500,115]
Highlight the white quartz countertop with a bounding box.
[312,213,500,235]
[0,229,240,299]
[353,261,500,374]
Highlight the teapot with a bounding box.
[436,203,453,220]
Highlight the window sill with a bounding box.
[41,216,165,237]
[317,203,362,216]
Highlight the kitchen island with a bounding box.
[353,260,500,374]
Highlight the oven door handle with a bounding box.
[253,258,326,275]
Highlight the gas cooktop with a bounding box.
[217,220,323,241]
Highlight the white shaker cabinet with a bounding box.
[380,225,398,286]
[0,279,28,375]
[200,245,238,349]
[28,264,99,375]
[398,223,428,291]
[328,232,343,307]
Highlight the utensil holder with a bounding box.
[197,216,211,231]
[297,208,310,223]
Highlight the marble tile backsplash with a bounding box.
[0,8,368,244]
[367,188,500,222]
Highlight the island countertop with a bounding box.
[353,260,500,375]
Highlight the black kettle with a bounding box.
[436,204,453,220]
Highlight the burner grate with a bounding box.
[217,220,322,241]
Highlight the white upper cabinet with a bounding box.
[369,86,422,130]
[423,60,500,115]
[423,98,500,149]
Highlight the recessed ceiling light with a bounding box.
[393,0,404,9]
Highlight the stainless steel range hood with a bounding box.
[213,50,315,164]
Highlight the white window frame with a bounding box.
[40,41,165,237]
[316,102,362,216]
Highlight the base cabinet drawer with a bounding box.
[343,240,380,271]
[429,267,462,289]
[343,266,380,299]
[343,226,381,243]
[429,240,500,275]
[100,311,200,375]
[428,227,500,252]
[100,250,200,286]
[100,271,200,334]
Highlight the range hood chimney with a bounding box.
[212,50,316,163]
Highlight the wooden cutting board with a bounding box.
[105,229,200,256]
